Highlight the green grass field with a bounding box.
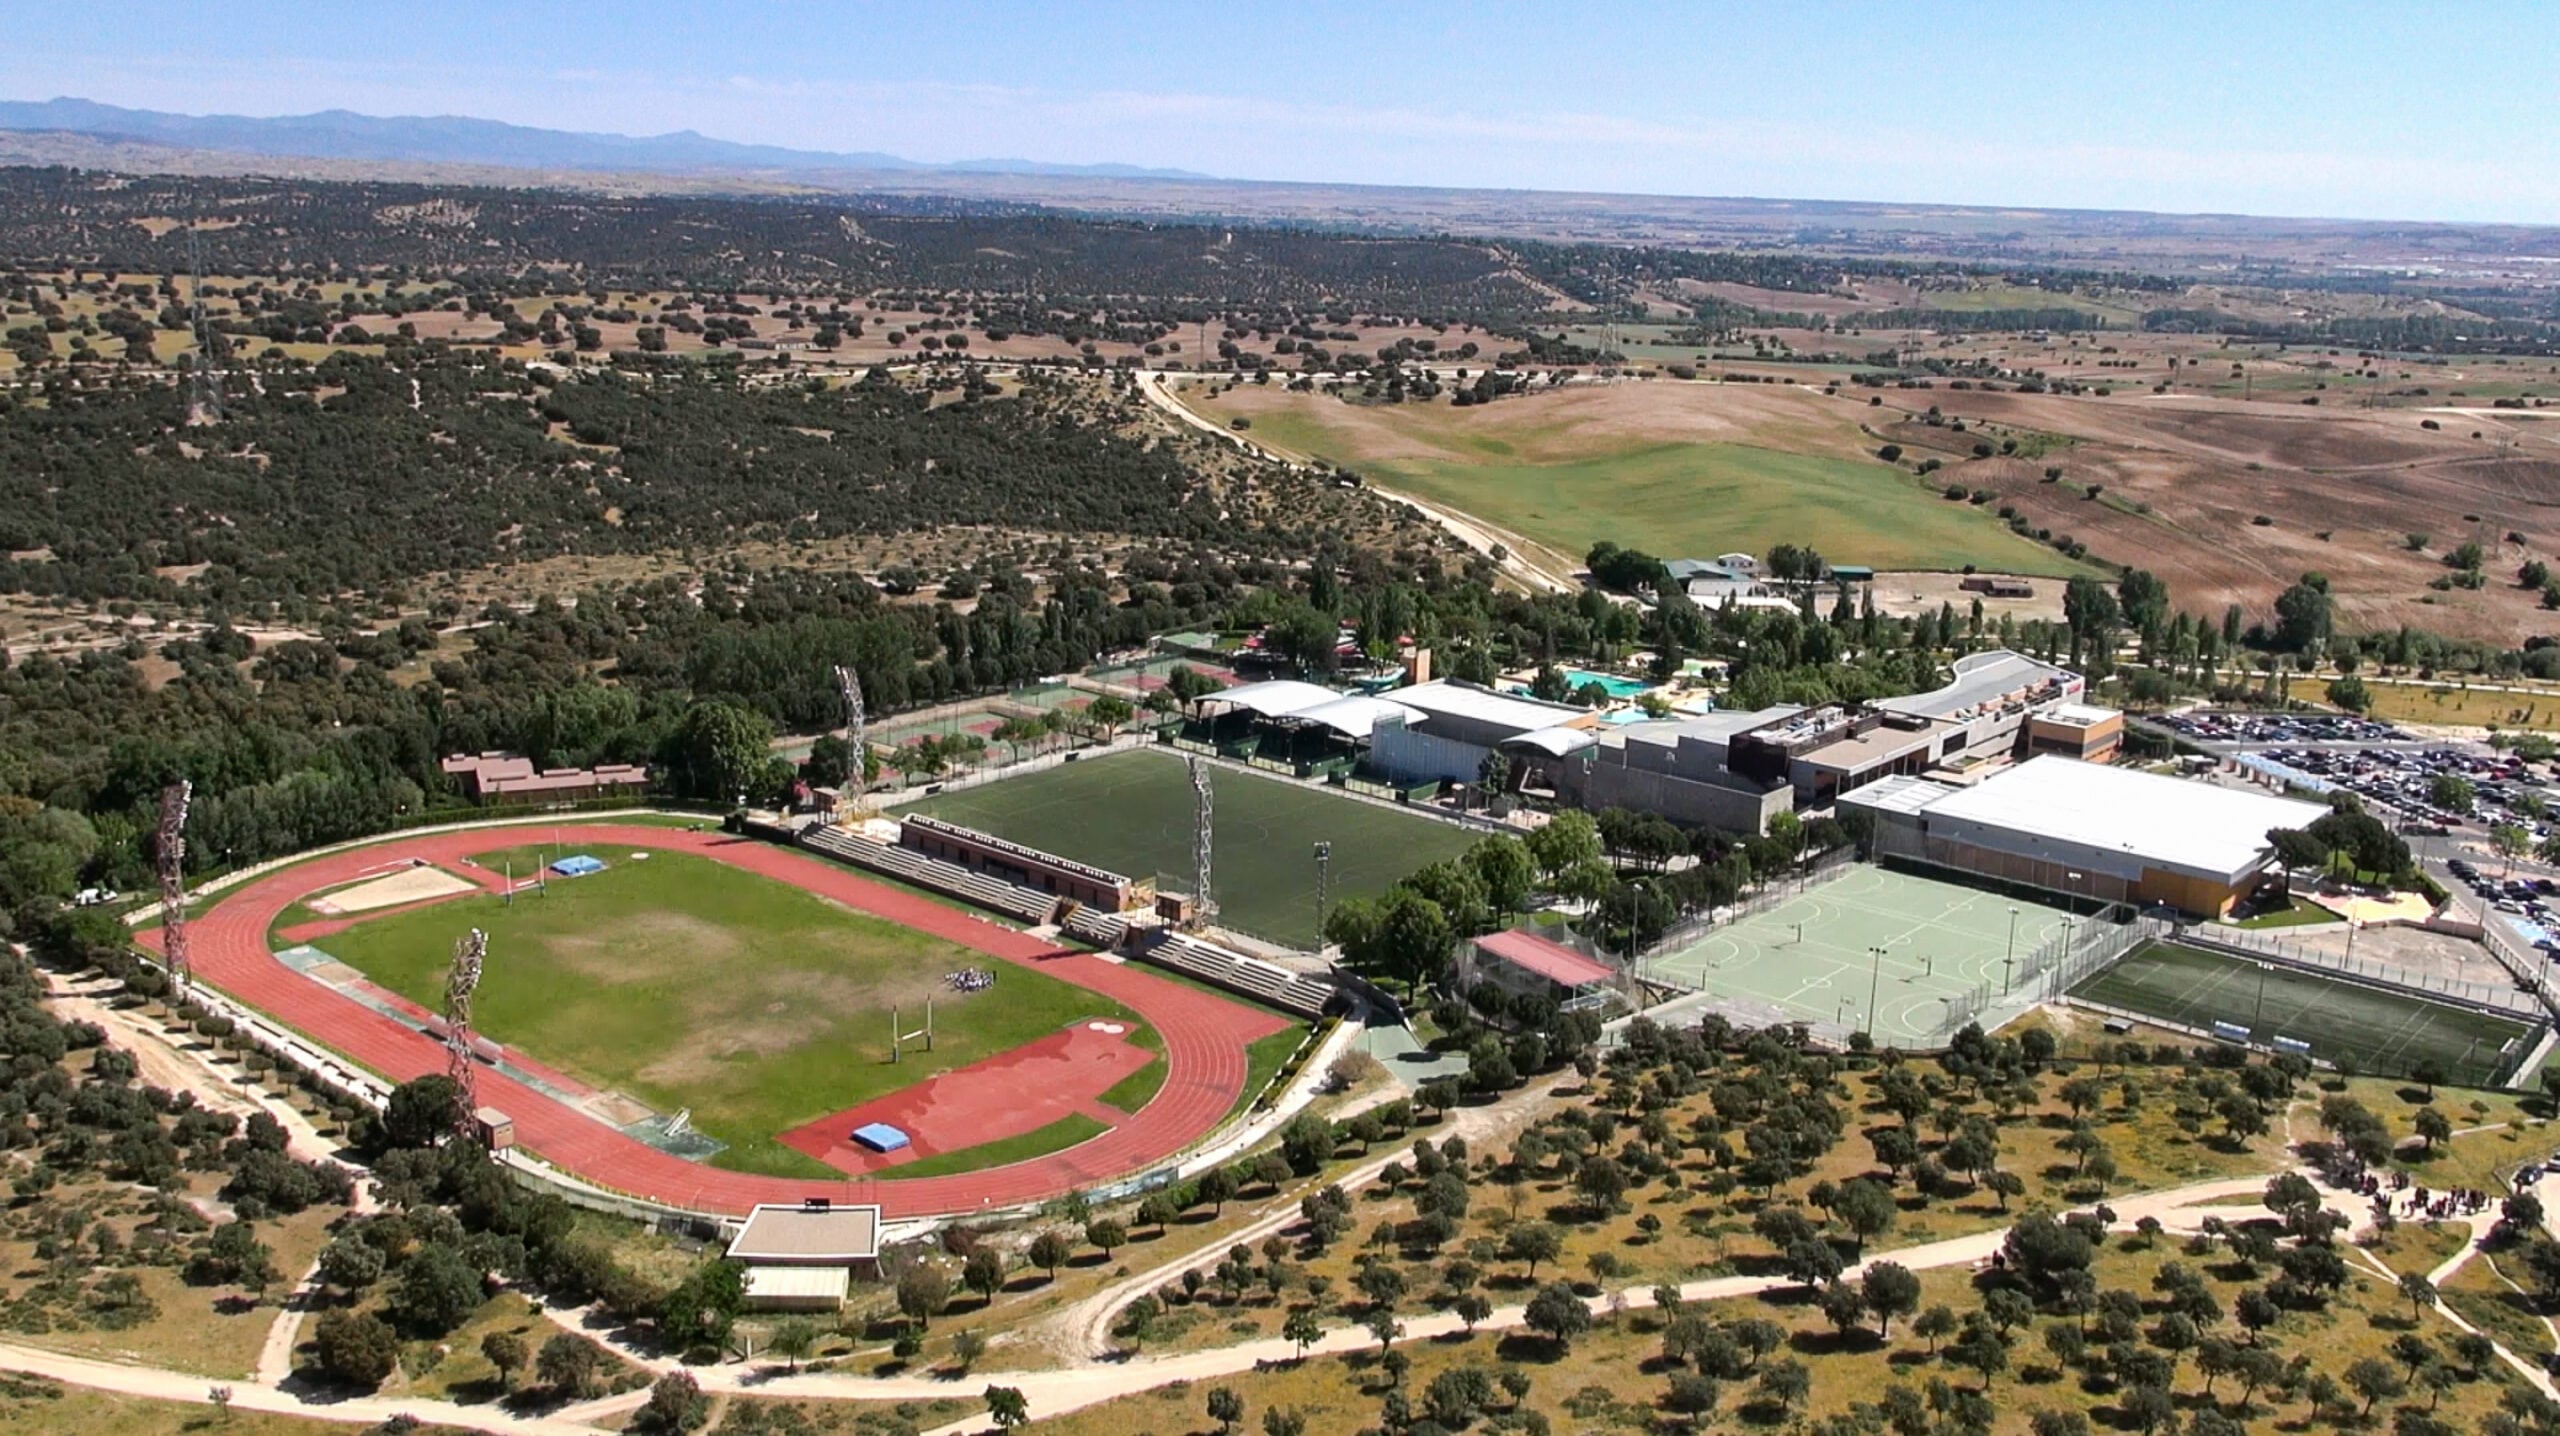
[2071,941,2535,1087]
[1236,405,2086,578]
[1648,866,2080,1046]
[899,749,1481,947]
[318,849,1145,1177]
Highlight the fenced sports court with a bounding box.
[1643,866,2086,1047]
[2071,940,2538,1088]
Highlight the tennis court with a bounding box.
[897,748,1480,948]
[1647,866,2079,1046]
[2072,940,2535,1088]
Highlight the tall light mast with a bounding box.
[834,663,867,818]
[1188,755,1215,927]
[444,928,487,1138]
[156,782,193,996]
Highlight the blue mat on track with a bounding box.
[851,1122,911,1153]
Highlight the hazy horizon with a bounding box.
[4,1,2556,226]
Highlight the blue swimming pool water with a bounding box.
[1558,668,1653,698]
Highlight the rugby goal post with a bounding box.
[889,998,935,1061]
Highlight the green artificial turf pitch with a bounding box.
[1646,865,2079,1047]
[897,748,1481,947]
[2071,940,2534,1087]
[317,847,1147,1177]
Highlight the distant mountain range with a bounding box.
[0,96,1213,181]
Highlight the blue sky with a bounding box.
[4,1,2554,224]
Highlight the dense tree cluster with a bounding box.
[0,353,1370,606]
[0,170,1550,318]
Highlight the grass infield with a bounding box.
[899,748,1480,947]
[318,848,1142,1177]
[2071,939,2534,1087]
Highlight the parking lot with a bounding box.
[2445,854,2560,950]
[2155,711,2411,746]
[2157,710,2552,836]
[2249,744,2543,830]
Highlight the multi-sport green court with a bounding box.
[898,748,1482,948]
[1647,866,2081,1047]
[2072,940,2536,1088]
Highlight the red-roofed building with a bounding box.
[1462,928,1618,1007]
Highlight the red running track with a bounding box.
[187,825,1291,1219]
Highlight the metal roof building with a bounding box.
[1367,680,1601,786]
[1462,928,1619,1006]
[1841,757,2326,917]
[1202,681,1424,740]
[1872,649,2083,766]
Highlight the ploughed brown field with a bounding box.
[1869,388,2560,642]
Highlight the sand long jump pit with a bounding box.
[305,862,483,915]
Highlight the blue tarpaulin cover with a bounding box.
[851,1122,911,1152]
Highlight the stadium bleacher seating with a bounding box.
[1140,931,1338,1017]
[1061,906,1133,949]
[799,826,1338,1017]
[799,827,1061,924]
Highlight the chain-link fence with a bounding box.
[2189,924,2545,1018]
[1938,911,2171,1042]
[1607,850,1860,989]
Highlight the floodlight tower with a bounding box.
[1312,841,1333,946]
[444,928,487,1137]
[155,781,193,996]
[834,663,868,817]
[1188,754,1215,927]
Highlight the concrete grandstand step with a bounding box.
[1140,931,1337,1017]
[798,827,1057,924]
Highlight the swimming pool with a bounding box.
[1558,668,1654,699]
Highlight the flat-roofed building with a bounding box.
[1727,705,1955,807]
[1872,650,2083,766]
[1839,757,2325,917]
[726,1202,883,1311]
[2026,703,2125,763]
[440,752,651,805]
[899,814,1138,911]
[1548,707,1800,835]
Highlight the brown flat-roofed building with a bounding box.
[726,1202,883,1264]
[441,752,651,805]
[2026,703,2125,763]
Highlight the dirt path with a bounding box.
[39,969,379,1388]
[40,970,354,1173]
[21,1162,2549,1434]
[0,1335,603,1435]
[1042,1076,1571,1361]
